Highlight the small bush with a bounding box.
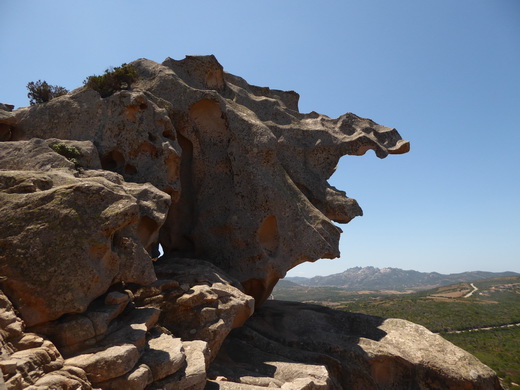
[83,63,138,98]
[51,143,82,168]
[27,80,68,105]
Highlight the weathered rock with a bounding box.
[0,103,14,112]
[210,300,502,390]
[27,365,92,390]
[0,103,16,141]
[138,327,185,381]
[0,292,24,343]
[95,363,153,390]
[14,89,182,198]
[140,257,255,361]
[12,56,409,304]
[0,140,170,326]
[131,56,409,304]
[65,343,140,383]
[0,138,100,173]
[54,305,161,387]
[29,290,131,354]
[178,340,209,390]
[208,336,333,389]
[94,339,209,390]
[60,304,187,389]
[96,306,161,354]
[2,337,65,388]
[0,289,92,389]
[148,340,209,390]
[1,56,501,390]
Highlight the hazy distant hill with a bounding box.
[284,267,519,291]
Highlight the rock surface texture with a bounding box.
[209,301,502,390]
[0,139,170,326]
[0,55,503,389]
[13,55,409,304]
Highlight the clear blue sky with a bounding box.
[1,1,519,276]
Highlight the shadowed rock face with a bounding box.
[12,55,408,304]
[209,301,502,390]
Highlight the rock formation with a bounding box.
[0,55,503,389]
[0,138,170,327]
[12,55,409,304]
[209,301,501,389]
[0,137,251,389]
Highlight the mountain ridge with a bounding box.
[284,266,519,291]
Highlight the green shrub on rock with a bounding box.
[51,142,82,168]
[26,80,68,105]
[83,63,138,98]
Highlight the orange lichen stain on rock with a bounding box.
[257,215,279,257]
[89,243,109,259]
[243,272,280,307]
[124,105,141,122]
[189,99,228,140]
[205,69,225,89]
[242,279,265,305]
[137,142,159,158]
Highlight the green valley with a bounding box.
[274,276,520,388]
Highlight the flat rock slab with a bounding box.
[65,344,140,383]
[148,340,209,390]
[95,364,153,390]
[139,328,185,381]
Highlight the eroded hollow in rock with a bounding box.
[137,141,159,157]
[101,149,125,172]
[160,130,195,256]
[124,164,137,174]
[162,127,176,141]
[0,123,12,141]
[137,216,159,250]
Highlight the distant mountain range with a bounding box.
[284,267,520,291]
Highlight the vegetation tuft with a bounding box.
[443,327,520,388]
[51,143,82,168]
[83,63,138,98]
[26,80,68,105]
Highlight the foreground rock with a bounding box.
[0,283,211,390]
[138,257,255,361]
[0,139,170,326]
[0,290,92,389]
[209,300,502,390]
[28,255,251,389]
[0,136,252,389]
[12,55,410,304]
